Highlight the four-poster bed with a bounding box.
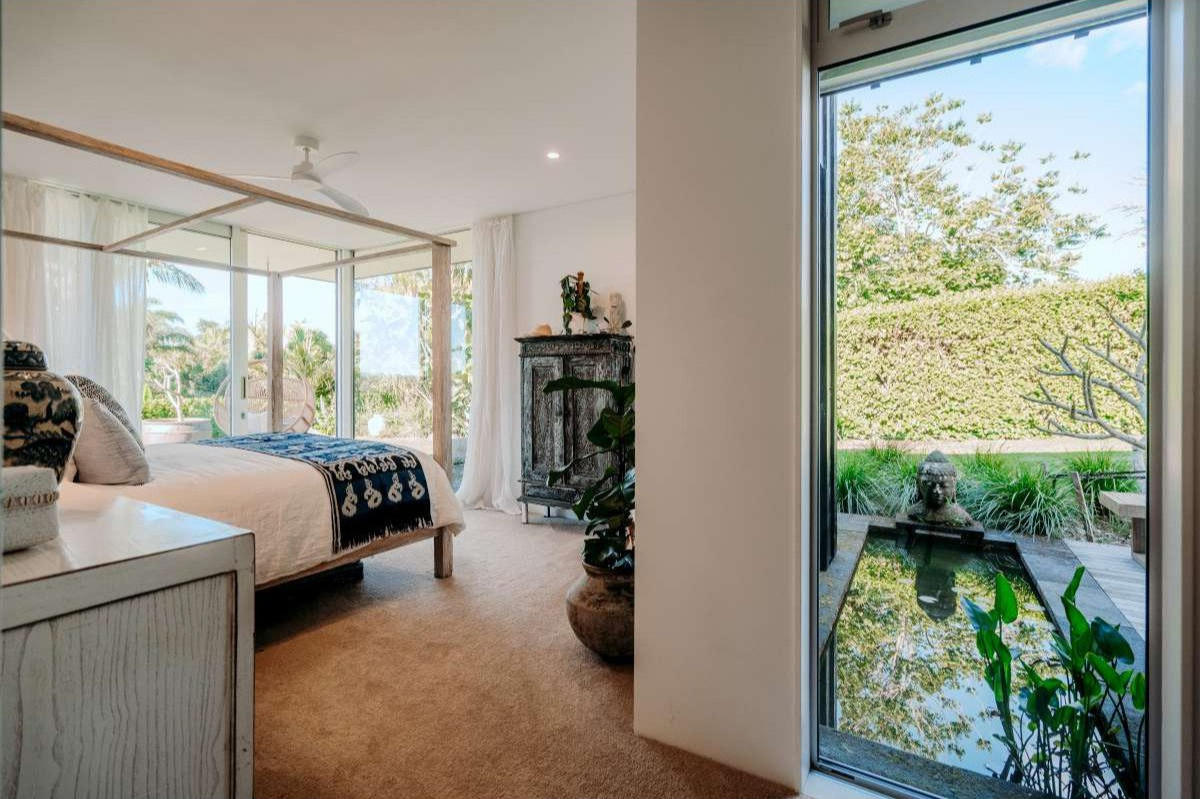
[1,112,464,583]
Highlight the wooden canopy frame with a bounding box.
[1,112,455,472]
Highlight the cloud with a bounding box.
[1123,79,1148,97]
[1026,36,1089,69]
[1102,16,1147,55]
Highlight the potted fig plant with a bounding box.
[559,272,598,334]
[544,375,634,661]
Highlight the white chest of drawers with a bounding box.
[1,495,254,799]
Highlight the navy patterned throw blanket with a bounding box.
[198,432,433,553]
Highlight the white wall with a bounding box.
[634,0,802,790]
[514,193,636,337]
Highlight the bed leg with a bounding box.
[434,528,454,578]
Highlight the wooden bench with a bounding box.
[1099,490,1147,565]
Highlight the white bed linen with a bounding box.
[59,442,465,585]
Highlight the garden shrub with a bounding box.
[963,463,1077,538]
[835,452,884,515]
[837,275,1146,440]
[1064,450,1138,510]
[863,443,919,515]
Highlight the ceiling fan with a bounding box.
[229,135,369,216]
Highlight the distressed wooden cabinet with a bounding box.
[1,494,255,799]
[517,333,633,522]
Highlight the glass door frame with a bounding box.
[813,0,1104,69]
[230,226,250,435]
[802,1,1165,797]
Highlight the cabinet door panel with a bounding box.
[563,356,616,489]
[2,575,234,799]
[521,356,564,484]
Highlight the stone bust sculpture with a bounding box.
[907,451,977,529]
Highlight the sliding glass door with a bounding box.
[246,233,338,435]
[353,244,472,485]
[142,226,232,443]
[813,4,1151,798]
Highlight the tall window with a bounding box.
[353,245,472,485]
[142,226,232,442]
[815,7,1150,799]
[247,234,338,436]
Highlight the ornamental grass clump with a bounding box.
[835,452,883,515]
[969,463,1077,538]
[866,443,920,515]
[1064,450,1139,511]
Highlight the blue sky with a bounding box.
[836,15,1148,282]
[152,269,467,377]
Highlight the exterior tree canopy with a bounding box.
[835,93,1107,311]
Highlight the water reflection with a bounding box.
[822,534,1057,776]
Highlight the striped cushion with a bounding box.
[66,374,142,451]
[72,398,151,485]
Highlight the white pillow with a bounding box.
[73,398,151,485]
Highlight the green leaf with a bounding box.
[1050,632,1074,668]
[975,628,998,660]
[586,417,616,450]
[1086,652,1126,692]
[571,471,614,519]
[1063,599,1093,657]
[1063,565,1086,605]
[612,383,635,409]
[600,407,633,436]
[1092,617,1135,664]
[985,660,1010,705]
[961,596,995,633]
[994,573,1018,624]
[1130,671,1147,711]
[582,535,632,572]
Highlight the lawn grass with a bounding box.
[836,448,1135,474]
[948,450,1134,474]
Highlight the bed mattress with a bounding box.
[59,442,465,585]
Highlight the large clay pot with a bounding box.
[566,563,634,662]
[3,341,83,483]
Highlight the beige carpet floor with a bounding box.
[255,509,794,799]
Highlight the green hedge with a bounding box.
[836,275,1146,440]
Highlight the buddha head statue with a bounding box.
[916,451,957,512]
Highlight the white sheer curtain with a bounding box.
[456,215,521,513]
[3,177,149,423]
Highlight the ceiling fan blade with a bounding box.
[228,174,294,183]
[315,183,370,217]
[312,151,359,180]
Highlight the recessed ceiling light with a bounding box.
[546,151,561,160]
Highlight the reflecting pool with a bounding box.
[822,534,1060,777]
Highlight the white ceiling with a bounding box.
[1,0,635,249]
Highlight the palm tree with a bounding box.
[145,300,195,420]
[148,259,205,293]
